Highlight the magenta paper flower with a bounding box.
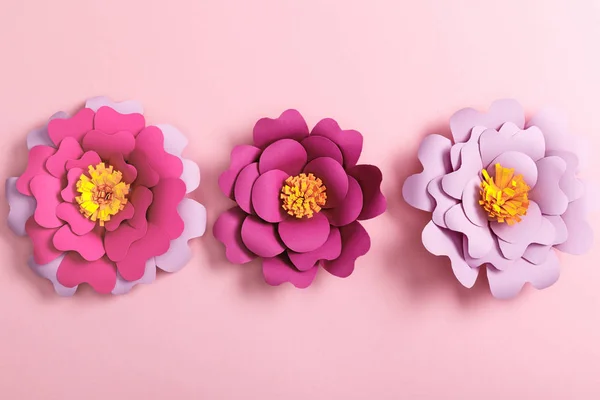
[403,99,593,299]
[6,97,206,295]
[214,110,386,288]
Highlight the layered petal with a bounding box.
[310,118,363,169]
[263,255,318,288]
[213,207,256,264]
[218,145,261,198]
[323,221,371,278]
[347,164,386,220]
[253,109,309,149]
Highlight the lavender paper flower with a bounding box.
[402,99,593,299]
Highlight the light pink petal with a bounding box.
[301,135,344,165]
[218,145,262,198]
[522,244,552,265]
[402,134,452,211]
[310,118,363,169]
[487,250,560,299]
[547,150,585,202]
[65,151,101,171]
[546,215,568,245]
[55,202,95,236]
[28,255,77,297]
[421,221,478,288]
[82,130,136,159]
[323,221,371,278]
[324,176,363,227]
[529,156,568,215]
[347,164,387,221]
[241,215,285,257]
[441,136,482,199]
[25,218,63,265]
[491,201,543,244]
[252,169,289,223]
[116,224,170,281]
[57,254,117,295]
[16,145,56,196]
[234,162,260,214]
[45,137,83,178]
[426,177,459,229]
[86,97,144,114]
[93,106,145,136]
[259,138,307,176]
[444,204,494,259]
[463,237,516,271]
[449,99,525,144]
[555,198,593,255]
[262,255,318,288]
[497,215,555,260]
[6,177,36,236]
[288,227,342,271]
[30,175,63,228]
[53,225,105,261]
[27,111,68,150]
[214,207,257,264]
[489,151,538,188]
[112,258,157,295]
[461,177,488,227]
[61,168,83,203]
[479,124,546,167]
[304,157,349,209]
[253,109,309,149]
[450,143,465,171]
[48,107,95,146]
[278,212,330,253]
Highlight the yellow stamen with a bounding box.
[479,163,530,226]
[75,162,129,226]
[280,173,327,218]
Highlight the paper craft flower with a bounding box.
[214,110,386,288]
[403,99,593,298]
[6,97,207,295]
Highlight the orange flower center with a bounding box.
[280,173,327,218]
[479,163,530,226]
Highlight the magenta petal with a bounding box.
[324,176,363,227]
[234,162,260,214]
[449,99,525,144]
[262,255,318,288]
[479,124,546,167]
[252,169,289,223]
[93,106,145,136]
[304,157,348,209]
[555,198,593,255]
[25,218,63,265]
[347,164,386,220]
[444,204,494,259]
[288,227,342,271]
[426,177,458,229]
[218,145,262,198]
[241,215,285,257]
[529,156,568,215]
[489,151,538,188]
[310,118,363,169]
[134,126,184,180]
[421,221,478,288]
[16,145,56,196]
[323,221,370,278]
[301,135,343,165]
[253,109,309,149]
[491,201,543,244]
[57,254,117,294]
[53,225,105,261]
[46,137,83,178]
[65,151,101,171]
[126,151,159,188]
[48,107,95,146]
[55,203,95,235]
[105,202,135,232]
[107,153,137,184]
[82,130,136,159]
[116,224,170,281]
[30,175,63,228]
[61,168,82,203]
[259,139,307,176]
[461,177,488,227]
[214,207,257,264]
[148,178,186,240]
[278,212,330,253]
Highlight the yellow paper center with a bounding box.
[479,163,530,226]
[76,162,130,226]
[280,173,327,218]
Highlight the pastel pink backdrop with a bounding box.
[1,0,599,399]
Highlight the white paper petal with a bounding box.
[6,177,36,236]
[85,96,144,114]
[26,111,68,149]
[27,255,77,296]
[112,258,157,295]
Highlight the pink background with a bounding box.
[1,0,599,398]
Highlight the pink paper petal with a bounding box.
[48,107,95,146]
[278,212,330,253]
[497,215,555,260]
[529,156,568,215]
[45,137,83,178]
[55,202,95,236]
[25,218,63,265]
[116,224,171,281]
[522,244,552,265]
[262,255,318,288]
[442,135,482,199]
[6,177,36,236]
[491,201,543,244]
[461,177,488,227]
[93,106,145,136]
[104,202,135,232]
[288,227,342,271]
[323,221,371,278]
[134,126,184,180]
[426,177,459,229]
[112,258,156,295]
[234,162,260,214]
[546,215,568,245]
[488,151,538,188]
[323,176,363,227]
[57,254,117,295]
[218,145,262,198]
[127,151,160,188]
[16,145,56,196]
[82,130,136,159]
[253,109,309,149]
[527,107,572,154]
[53,225,105,261]
[487,250,560,299]
[463,237,516,271]
[30,175,63,228]
[27,111,68,150]
[310,118,363,169]
[65,151,101,171]
[450,143,465,171]
[259,138,307,176]
[241,215,285,257]
[347,164,387,221]
[301,135,344,165]
[444,204,494,259]
[449,99,525,144]
[555,198,594,255]
[28,255,77,297]
[304,157,349,209]
[86,97,144,114]
[479,124,546,167]
[213,207,256,264]
[547,150,585,202]
[61,168,83,203]
[252,169,289,223]
[107,153,137,184]
[421,221,478,288]
[148,178,186,240]
[180,159,201,194]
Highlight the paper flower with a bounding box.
[6,97,206,295]
[214,110,386,287]
[403,99,593,298]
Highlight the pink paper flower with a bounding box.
[403,99,593,298]
[6,97,206,295]
[214,110,386,287]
